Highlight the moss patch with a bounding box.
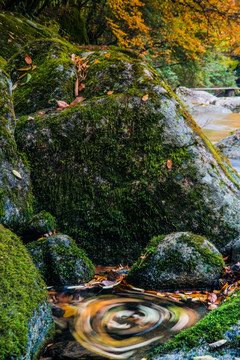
[152,292,240,356]
[0,224,51,359]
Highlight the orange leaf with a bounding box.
[105,53,111,58]
[18,66,31,71]
[8,39,12,43]
[75,78,79,97]
[207,292,218,303]
[56,100,70,110]
[31,65,37,71]
[142,94,149,101]
[93,59,100,65]
[107,90,114,95]
[25,54,32,65]
[167,160,172,169]
[70,97,85,106]
[78,83,85,92]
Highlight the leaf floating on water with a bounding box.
[142,94,149,101]
[12,170,22,179]
[167,159,172,169]
[25,54,32,65]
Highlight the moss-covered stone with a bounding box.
[24,210,57,242]
[128,232,224,290]
[0,69,33,231]
[58,7,89,44]
[0,224,53,359]
[0,12,54,60]
[6,39,81,115]
[152,292,240,358]
[27,234,95,285]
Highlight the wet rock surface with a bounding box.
[129,232,224,290]
[27,234,95,286]
[216,129,240,160]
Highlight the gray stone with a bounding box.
[212,97,240,113]
[27,234,95,286]
[232,238,240,263]
[129,232,224,290]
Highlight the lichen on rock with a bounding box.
[128,232,224,290]
[27,234,95,286]
[0,224,53,360]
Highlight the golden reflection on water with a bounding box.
[71,290,201,359]
[194,112,240,143]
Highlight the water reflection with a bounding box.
[70,287,203,359]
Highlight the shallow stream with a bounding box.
[42,111,240,360]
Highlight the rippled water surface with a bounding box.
[46,285,206,360]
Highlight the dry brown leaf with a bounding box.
[207,292,218,303]
[18,66,31,71]
[25,54,32,65]
[105,53,111,58]
[78,83,85,92]
[107,90,114,95]
[75,77,79,97]
[142,94,149,101]
[56,100,70,110]
[93,59,100,65]
[70,97,85,106]
[167,159,172,169]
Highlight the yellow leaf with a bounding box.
[141,94,149,101]
[18,66,31,71]
[93,59,100,65]
[105,53,111,58]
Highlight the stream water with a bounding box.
[42,111,240,360]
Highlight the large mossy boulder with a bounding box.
[128,232,224,290]
[27,234,95,286]
[0,68,33,230]
[6,39,80,115]
[0,224,53,359]
[0,12,53,60]
[12,40,240,264]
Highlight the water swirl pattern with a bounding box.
[72,290,200,359]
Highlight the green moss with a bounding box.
[0,56,6,69]
[0,12,54,60]
[58,7,89,44]
[27,234,95,285]
[0,224,51,359]
[152,292,240,356]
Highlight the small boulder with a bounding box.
[128,232,224,290]
[27,234,95,286]
[231,238,240,263]
[24,210,57,242]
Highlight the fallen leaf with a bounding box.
[93,59,100,65]
[31,65,37,71]
[207,292,217,303]
[105,53,111,58]
[18,66,31,71]
[38,111,44,114]
[142,94,149,101]
[25,73,32,83]
[25,54,32,65]
[70,97,85,106]
[12,170,22,179]
[75,77,79,97]
[19,73,27,80]
[71,53,76,62]
[56,100,70,110]
[8,39,12,43]
[12,83,18,91]
[209,339,228,349]
[27,116,34,121]
[107,90,114,95]
[78,83,85,91]
[167,159,172,169]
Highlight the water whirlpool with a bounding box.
[72,291,201,359]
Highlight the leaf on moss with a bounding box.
[93,59,100,65]
[56,100,70,110]
[18,66,31,71]
[107,90,114,95]
[142,94,149,101]
[70,97,85,106]
[167,160,172,169]
[25,54,32,65]
[12,170,22,179]
[75,77,79,97]
[105,53,111,58]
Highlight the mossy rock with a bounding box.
[27,234,95,286]
[0,69,33,230]
[6,39,82,115]
[128,232,225,290]
[152,292,240,359]
[0,12,53,60]
[14,46,240,265]
[23,210,57,242]
[0,224,53,359]
[58,7,89,44]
